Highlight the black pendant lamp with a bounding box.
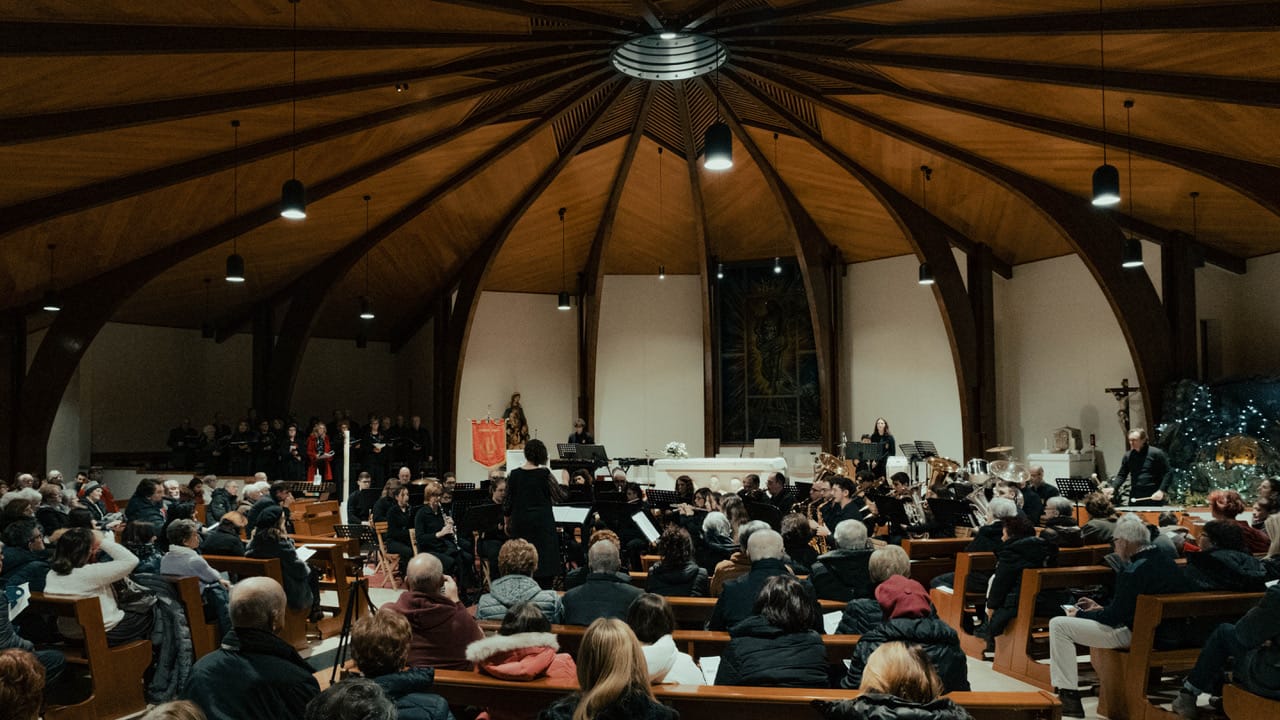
[1120,99,1142,269]
[917,165,935,285]
[41,244,61,312]
[557,207,571,310]
[225,119,246,283]
[280,0,306,220]
[703,4,732,171]
[359,195,375,319]
[918,263,935,286]
[1091,1,1121,207]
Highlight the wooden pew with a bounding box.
[163,574,220,659]
[902,537,971,588]
[993,565,1116,690]
[291,534,367,637]
[1092,591,1264,720]
[430,670,1064,720]
[204,554,311,650]
[293,500,342,536]
[1223,683,1280,719]
[29,592,153,720]
[664,595,845,630]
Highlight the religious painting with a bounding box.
[717,261,820,443]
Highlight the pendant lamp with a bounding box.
[359,195,375,319]
[557,207,571,310]
[280,0,307,219]
[918,263,935,286]
[41,244,61,312]
[225,119,246,282]
[917,165,935,285]
[1120,99,1142,269]
[1091,1,1120,207]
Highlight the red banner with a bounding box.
[471,418,506,468]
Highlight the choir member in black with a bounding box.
[254,419,278,480]
[869,417,896,479]
[167,418,200,469]
[503,439,562,586]
[227,420,258,476]
[279,423,306,481]
[380,415,399,467]
[346,472,374,524]
[415,479,472,587]
[363,417,389,485]
[381,482,415,578]
[210,412,231,440]
[198,424,226,474]
[403,415,431,475]
[567,418,594,445]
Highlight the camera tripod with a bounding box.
[329,575,377,685]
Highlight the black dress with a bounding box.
[504,466,560,579]
[870,432,896,479]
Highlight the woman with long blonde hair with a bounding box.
[538,618,676,720]
[816,641,972,720]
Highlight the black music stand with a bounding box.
[1055,476,1096,520]
[592,501,645,538]
[928,498,977,529]
[576,444,610,463]
[744,501,782,530]
[913,441,939,459]
[334,523,378,556]
[596,490,627,504]
[556,443,578,459]
[459,502,503,538]
[873,495,911,530]
[899,443,922,485]
[644,489,683,509]
[845,443,877,465]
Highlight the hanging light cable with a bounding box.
[1092,0,1120,207]
[658,147,667,279]
[225,119,246,283]
[41,244,61,312]
[1190,191,1200,242]
[1120,99,1143,268]
[918,165,935,285]
[703,0,732,170]
[773,133,783,274]
[360,195,376,319]
[280,0,307,219]
[557,207,571,310]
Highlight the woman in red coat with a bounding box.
[307,421,334,482]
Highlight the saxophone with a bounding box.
[796,497,831,554]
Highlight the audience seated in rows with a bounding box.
[0,648,46,720]
[646,527,709,597]
[817,642,974,720]
[715,574,828,688]
[1080,492,1118,545]
[697,511,737,574]
[985,516,1057,640]
[1172,582,1280,717]
[1,519,49,592]
[477,539,563,623]
[466,601,577,717]
[389,552,484,669]
[537,618,677,720]
[564,530,624,590]
[247,505,320,619]
[1183,520,1268,592]
[200,511,247,557]
[183,576,319,720]
[845,574,970,692]
[351,607,455,720]
[709,528,821,632]
[1039,496,1084,548]
[1209,489,1271,555]
[709,519,769,596]
[626,593,704,685]
[563,540,644,626]
[45,527,153,646]
[836,544,913,635]
[162,519,233,639]
[0,537,65,685]
[810,519,875,602]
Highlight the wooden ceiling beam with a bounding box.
[630,0,666,32]
[0,54,600,239]
[699,1,888,34]
[738,52,1280,223]
[1,47,607,145]
[429,0,644,34]
[719,68,983,455]
[741,65,1173,429]
[720,2,1280,39]
[1114,212,1247,275]
[740,41,1280,108]
[582,83,657,431]
[673,80,718,455]
[0,22,621,55]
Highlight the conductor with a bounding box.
[1115,428,1170,505]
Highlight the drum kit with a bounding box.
[928,445,1032,526]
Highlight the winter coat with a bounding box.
[246,535,313,611]
[539,690,678,720]
[125,495,166,527]
[1041,516,1085,549]
[809,547,874,602]
[987,536,1056,611]
[1,546,50,592]
[642,634,705,685]
[467,632,577,682]
[1184,547,1268,593]
[389,590,485,670]
[647,560,709,597]
[562,572,644,626]
[714,615,828,688]
[207,488,235,524]
[370,669,456,720]
[708,558,819,632]
[1233,585,1280,699]
[842,617,970,692]
[182,627,320,720]
[709,553,752,597]
[835,597,882,635]
[134,572,194,704]
[1081,517,1117,545]
[199,524,246,557]
[476,574,563,623]
[696,532,736,575]
[816,694,974,720]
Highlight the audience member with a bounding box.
[247,505,319,621]
[1183,519,1267,592]
[123,520,163,574]
[562,540,644,625]
[247,481,295,533]
[80,481,122,531]
[1048,515,1188,718]
[45,527,153,646]
[0,538,65,683]
[200,511,247,557]
[0,648,45,720]
[697,511,736,573]
[477,539,562,623]
[836,544,912,634]
[1,520,49,591]
[809,519,874,602]
[35,484,69,537]
[709,519,771,597]
[184,577,319,720]
[781,512,818,573]
[140,700,208,720]
[563,529,623,590]
[929,497,1017,591]
[207,479,238,524]
[0,488,41,533]
[126,479,167,526]
[1172,582,1280,717]
[467,602,577,697]
[303,678,394,720]
[352,607,455,720]
[817,642,973,720]
[162,519,232,638]
[538,618,676,720]
[387,553,484,669]
[646,527,709,597]
[625,593,704,685]
[1209,489,1271,554]
[1080,492,1118,545]
[715,574,827,687]
[237,482,266,517]
[985,516,1056,640]
[1039,496,1084,548]
[709,529,819,632]
[843,574,969,692]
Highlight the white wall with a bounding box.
[596,275,706,460]
[845,255,965,463]
[453,291,579,485]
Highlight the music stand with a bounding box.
[927,498,977,529]
[459,503,503,539]
[913,441,939,459]
[593,501,642,539]
[556,443,578,459]
[744,501,782,530]
[1055,476,1096,520]
[872,495,912,530]
[845,443,877,465]
[595,490,627,504]
[576,444,609,463]
[644,488,683,509]
[334,523,378,556]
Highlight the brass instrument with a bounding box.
[989,459,1030,486]
[814,452,855,483]
[794,497,831,554]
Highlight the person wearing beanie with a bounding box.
[246,504,321,620]
[842,575,970,693]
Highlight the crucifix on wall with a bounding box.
[1104,378,1142,436]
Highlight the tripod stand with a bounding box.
[328,575,376,685]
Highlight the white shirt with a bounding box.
[44,536,139,632]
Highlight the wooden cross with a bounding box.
[1103,378,1142,436]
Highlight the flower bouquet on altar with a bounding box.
[664,441,688,459]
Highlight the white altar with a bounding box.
[1027,450,1096,486]
[650,457,788,491]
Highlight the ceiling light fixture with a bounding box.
[225,119,246,283]
[659,264,666,280]
[918,165,935,285]
[1091,0,1120,207]
[557,207,571,310]
[716,262,725,280]
[359,194,375,319]
[1120,98,1143,269]
[703,1,732,171]
[41,243,61,312]
[280,0,307,220]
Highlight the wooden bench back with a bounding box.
[162,574,220,659]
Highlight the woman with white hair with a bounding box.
[696,511,736,573]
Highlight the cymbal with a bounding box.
[986,445,1015,453]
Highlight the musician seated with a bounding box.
[992,480,1028,521]
[414,480,472,588]
[708,529,820,632]
[765,473,794,511]
[561,540,643,626]
[647,527,709,597]
[710,520,770,597]
[810,519,875,602]
[836,544,912,635]
[781,512,818,574]
[929,497,1017,591]
[737,474,763,501]
[1039,496,1084,548]
[477,476,511,577]
[476,539,563,623]
[346,472,374,524]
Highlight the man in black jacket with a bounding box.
[1172,584,1280,717]
[561,540,643,625]
[182,576,320,720]
[1115,428,1171,505]
[1048,515,1188,717]
[809,519,874,601]
[708,529,821,632]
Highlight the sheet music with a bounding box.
[553,506,590,524]
[823,610,842,635]
[631,511,660,543]
[294,546,318,563]
[699,656,719,685]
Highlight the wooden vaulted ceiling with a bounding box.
[2,0,1278,342]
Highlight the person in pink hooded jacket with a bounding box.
[466,602,576,720]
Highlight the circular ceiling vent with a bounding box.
[611,33,728,81]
